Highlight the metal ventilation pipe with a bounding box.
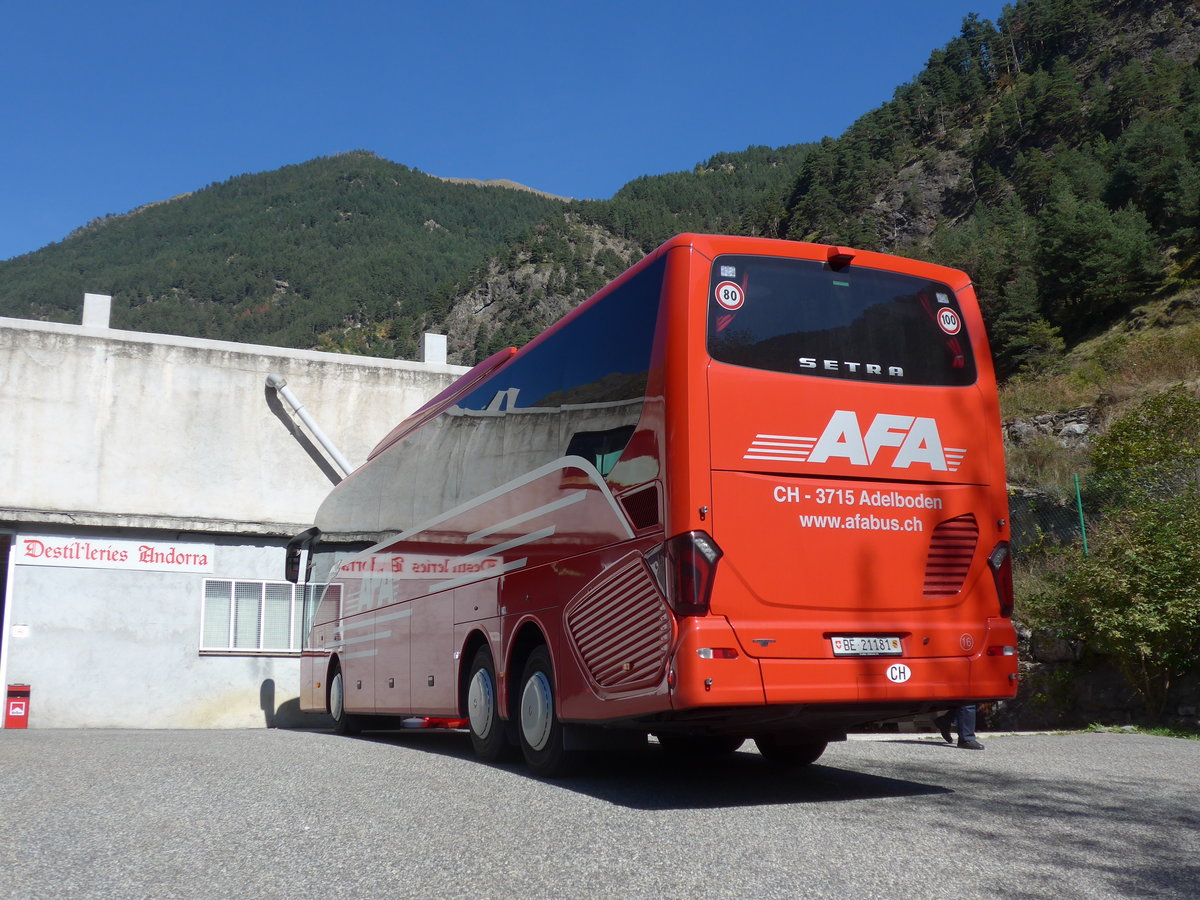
[266,373,355,478]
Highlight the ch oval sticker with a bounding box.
[886,663,912,684]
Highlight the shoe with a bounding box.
[957,739,985,750]
[934,717,953,744]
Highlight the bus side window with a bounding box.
[565,425,637,477]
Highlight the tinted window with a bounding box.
[707,255,976,386]
[459,256,664,413]
[316,256,665,537]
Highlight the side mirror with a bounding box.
[285,545,302,584]
[285,527,320,584]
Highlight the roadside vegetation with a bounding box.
[1013,386,1200,723]
[1087,723,1200,740]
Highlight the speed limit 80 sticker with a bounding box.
[715,281,745,310]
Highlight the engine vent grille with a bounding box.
[565,554,671,694]
[923,514,979,596]
[619,484,660,531]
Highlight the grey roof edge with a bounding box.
[0,506,312,539]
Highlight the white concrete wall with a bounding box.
[0,316,470,727]
[5,533,315,728]
[0,318,468,533]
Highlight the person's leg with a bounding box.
[956,705,983,749]
[934,708,955,743]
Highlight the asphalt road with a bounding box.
[1,728,1196,899]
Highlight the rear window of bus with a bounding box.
[707,254,977,387]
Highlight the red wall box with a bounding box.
[5,685,30,729]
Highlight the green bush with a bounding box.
[1026,386,1200,721]
[1090,384,1200,473]
[1050,491,1200,720]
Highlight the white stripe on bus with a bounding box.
[754,433,818,442]
[477,524,555,558]
[468,491,586,543]
[374,608,414,624]
[745,454,813,462]
[326,630,392,649]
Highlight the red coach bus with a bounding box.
[288,233,1018,776]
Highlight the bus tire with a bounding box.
[655,733,745,758]
[517,646,575,778]
[753,734,827,767]
[329,665,361,736]
[466,645,514,762]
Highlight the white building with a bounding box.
[0,297,465,728]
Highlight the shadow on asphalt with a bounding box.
[311,727,952,810]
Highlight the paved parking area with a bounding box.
[1,728,1197,899]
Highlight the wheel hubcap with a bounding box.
[520,671,553,751]
[467,668,495,739]
[331,672,344,721]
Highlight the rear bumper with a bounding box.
[669,615,1019,711]
[757,656,1017,704]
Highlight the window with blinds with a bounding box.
[201,579,322,654]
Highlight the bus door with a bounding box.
[408,590,455,715]
[287,528,322,711]
[325,552,388,715]
[372,599,412,713]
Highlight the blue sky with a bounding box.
[0,0,1007,262]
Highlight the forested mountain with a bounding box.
[0,153,564,355]
[2,0,1198,379]
[578,144,815,250]
[412,144,815,364]
[774,0,1200,377]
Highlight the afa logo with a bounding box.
[744,410,967,471]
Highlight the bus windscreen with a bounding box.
[707,255,977,386]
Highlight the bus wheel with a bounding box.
[753,734,826,767]
[329,666,361,736]
[466,645,513,762]
[656,733,745,758]
[518,646,574,778]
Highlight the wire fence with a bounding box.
[1010,460,1200,555]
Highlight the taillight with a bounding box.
[987,542,1014,617]
[648,531,724,616]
